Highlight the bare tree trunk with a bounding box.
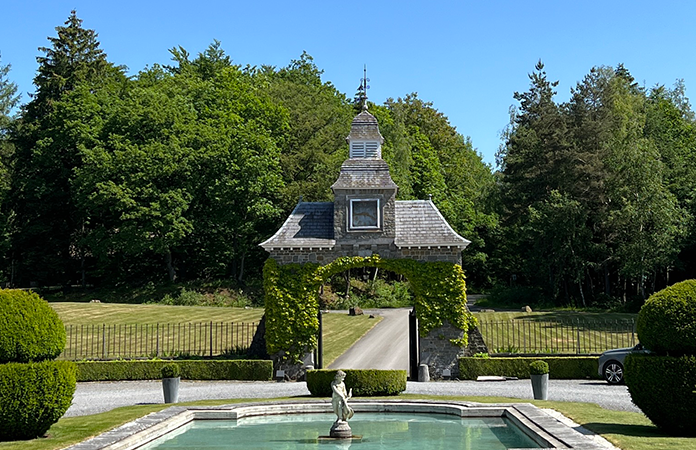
[238,252,245,283]
[344,269,351,298]
[165,249,176,282]
[373,267,379,282]
[604,264,610,296]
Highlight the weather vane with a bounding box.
[358,65,370,109]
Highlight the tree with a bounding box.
[0,54,20,283]
[8,11,123,286]
[266,52,353,210]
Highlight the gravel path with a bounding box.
[65,378,639,417]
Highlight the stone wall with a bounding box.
[267,244,462,266]
[419,322,489,379]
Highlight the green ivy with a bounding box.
[264,255,477,363]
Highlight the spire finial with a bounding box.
[359,65,370,110]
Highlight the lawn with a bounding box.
[50,302,380,366]
[0,395,691,450]
[473,311,639,354]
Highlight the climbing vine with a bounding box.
[264,255,478,363]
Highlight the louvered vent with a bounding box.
[365,142,379,157]
[350,141,380,158]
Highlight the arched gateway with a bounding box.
[259,105,483,379]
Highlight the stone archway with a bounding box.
[257,104,480,378]
[262,255,479,378]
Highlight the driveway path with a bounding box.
[327,308,410,372]
[65,379,638,417]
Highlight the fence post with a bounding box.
[210,321,213,357]
[576,319,581,354]
[156,323,160,357]
[102,324,106,359]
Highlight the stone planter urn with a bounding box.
[529,360,549,401]
[161,363,181,404]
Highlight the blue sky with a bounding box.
[2,1,696,167]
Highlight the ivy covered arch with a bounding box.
[263,255,477,363]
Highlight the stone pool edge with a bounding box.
[63,399,612,450]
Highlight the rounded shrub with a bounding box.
[306,369,406,397]
[625,354,696,436]
[0,289,66,363]
[636,279,696,356]
[529,360,549,375]
[0,360,76,441]
[161,363,181,378]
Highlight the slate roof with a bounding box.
[394,200,470,249]
[331,159,398,190]
[260,200,470,250]
[259,202,335,250]
[345,108,384,143]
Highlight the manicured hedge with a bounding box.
[636,279,696,356]
[0,289,66,363]
[0,360,76,441]
[458,356,599,380]
[75,359,272,381]
[306,369,407,397]
[625,354,696,436]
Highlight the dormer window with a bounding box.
[350,141,380,159]
[349,198,380,229]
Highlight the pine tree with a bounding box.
[8,11,122,286]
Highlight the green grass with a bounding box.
[474,311,639,354]
[51,302,266,324]
[1,395,691,450]
[50,303,380,363]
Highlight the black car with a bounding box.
[598,343,650,384]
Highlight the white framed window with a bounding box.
[349,198,380,230]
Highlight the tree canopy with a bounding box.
[2,12,696,311]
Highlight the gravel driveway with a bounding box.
[65,378,639,417]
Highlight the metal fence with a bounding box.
[60,322,258,360]
[478,319,637,355]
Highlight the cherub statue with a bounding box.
[331,370,354,422]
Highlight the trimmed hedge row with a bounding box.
[0,360,76,441]
[0,289,66,363]
[625,354,696,436]
[76,360,273,381]
[306,369,407,397]
[458,356,599,380]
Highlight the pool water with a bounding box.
[140,413,542,449]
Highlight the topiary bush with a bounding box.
[0,360,76,441]
[161,363,180,378]
[529,360,549,375]
[306,369,406,397]
[636,279,696,356]
[0,289,66,363]
[0,289,76,441]
[625,354,696,436]
[626,280,696,436]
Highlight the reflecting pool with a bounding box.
[140,412,542,450]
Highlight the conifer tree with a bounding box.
[9,11,123,286]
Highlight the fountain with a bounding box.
[64,374,605,450]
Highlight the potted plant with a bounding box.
[529,360,549,400]
[161,363,181,404]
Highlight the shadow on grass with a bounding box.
[583,422,667,438]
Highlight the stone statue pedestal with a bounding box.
[330,420,352,438]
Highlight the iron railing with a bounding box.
[60,321,258,360]
[477,319,636,355]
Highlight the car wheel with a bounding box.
[603,361,624,384]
